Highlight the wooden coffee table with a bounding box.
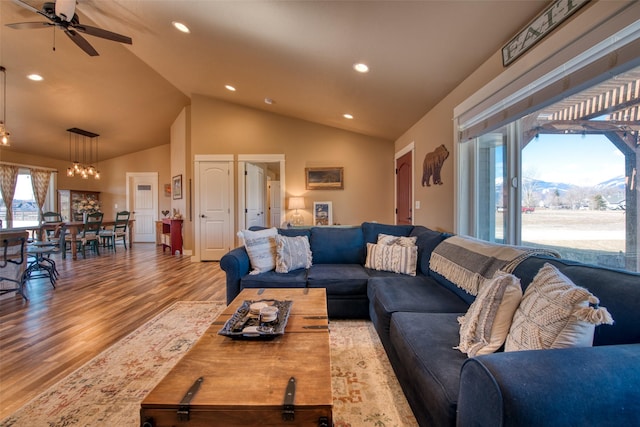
[140,288,332,426]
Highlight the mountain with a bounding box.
[497,176,626,192]
[594,175,626,191]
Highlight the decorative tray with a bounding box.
[218,299,292,339]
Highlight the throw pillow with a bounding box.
[365,242,417,276]
[237,227,278,275]
[456,272,522,357]
[505,263,614,351]
[377,233,418,247]
[275,234,312,273]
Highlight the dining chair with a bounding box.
[66,212,103,257]
[0,231,29,300]
[42,211,63,240]
[26,223,67,287]
[99,211,130,251]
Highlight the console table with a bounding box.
[161,218,183,255]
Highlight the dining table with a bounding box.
[40,219,135,260]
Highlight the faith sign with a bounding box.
[502,0,590,67]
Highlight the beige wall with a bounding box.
[98,144,171,219]
[1,144,170,220]
[395,0,635,234]
[190,95,395,231]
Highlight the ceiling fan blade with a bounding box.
[10,0,40,14]
[6,21,54,30]
[73,24,132,45]
[64,29,99,56]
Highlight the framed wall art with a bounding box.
[305,167,344,190]
[313,201,333,226]
[172,175,183,200]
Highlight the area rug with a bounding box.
[1,302,417,427]
[331,320,418,427]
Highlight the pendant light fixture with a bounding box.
[66,127,101,179]
[0,66,10,147]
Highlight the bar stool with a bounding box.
[0,231,29,300]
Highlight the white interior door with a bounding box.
[198,161,232,261]
[126,172,158,243]
[269,180,281,227]
[245,163,265,228]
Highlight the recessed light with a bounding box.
[172,21,190,33]
[225,85,236,92]
[264,97,275,105]
[353,63,369,73]
[27,74,43,81]
[343,113,354,120]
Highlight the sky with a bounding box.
[13,174,34,200]
[522,134,624,186]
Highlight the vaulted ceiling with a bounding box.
[0,0,548,162]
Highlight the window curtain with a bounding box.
[30,168,52,221]
[0,164,20,227]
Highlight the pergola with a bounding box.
[523,67,640,272]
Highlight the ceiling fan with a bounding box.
[6,0,132,56]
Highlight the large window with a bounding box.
[458,66,639,272]
[0,168,55,228]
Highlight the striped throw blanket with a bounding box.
[430,235,560,295]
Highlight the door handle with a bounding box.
[200,214,206,218]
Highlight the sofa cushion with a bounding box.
[364,242,417,276]
[410,226,449,275]
[362,221,413,244]
[369,275,469,350]
[390,312,467,427]
[505,263,614,351]
[238,227,277,274]
[278,228,312,239]
[310,226,365,264]
[275,234,312,273]
[430,270,476,305]
[307,264,369,296]
[513,256,640,346]
[240,269,308,289]
[457,272,522,357]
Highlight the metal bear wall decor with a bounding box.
[422,144,449,187]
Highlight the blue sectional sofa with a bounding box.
[220,222,640,427]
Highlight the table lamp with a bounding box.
[288,197,305,226]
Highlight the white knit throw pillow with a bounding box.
[377,233,418,247]
[365,242,417,276]
[275,234,312,273]
[505,263,614,351]
[457,272,522,357]
[237,228,278,275]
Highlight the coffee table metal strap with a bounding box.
[177,376,203,421]
[282,376,296,421]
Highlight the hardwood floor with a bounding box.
[0,243,227,419]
